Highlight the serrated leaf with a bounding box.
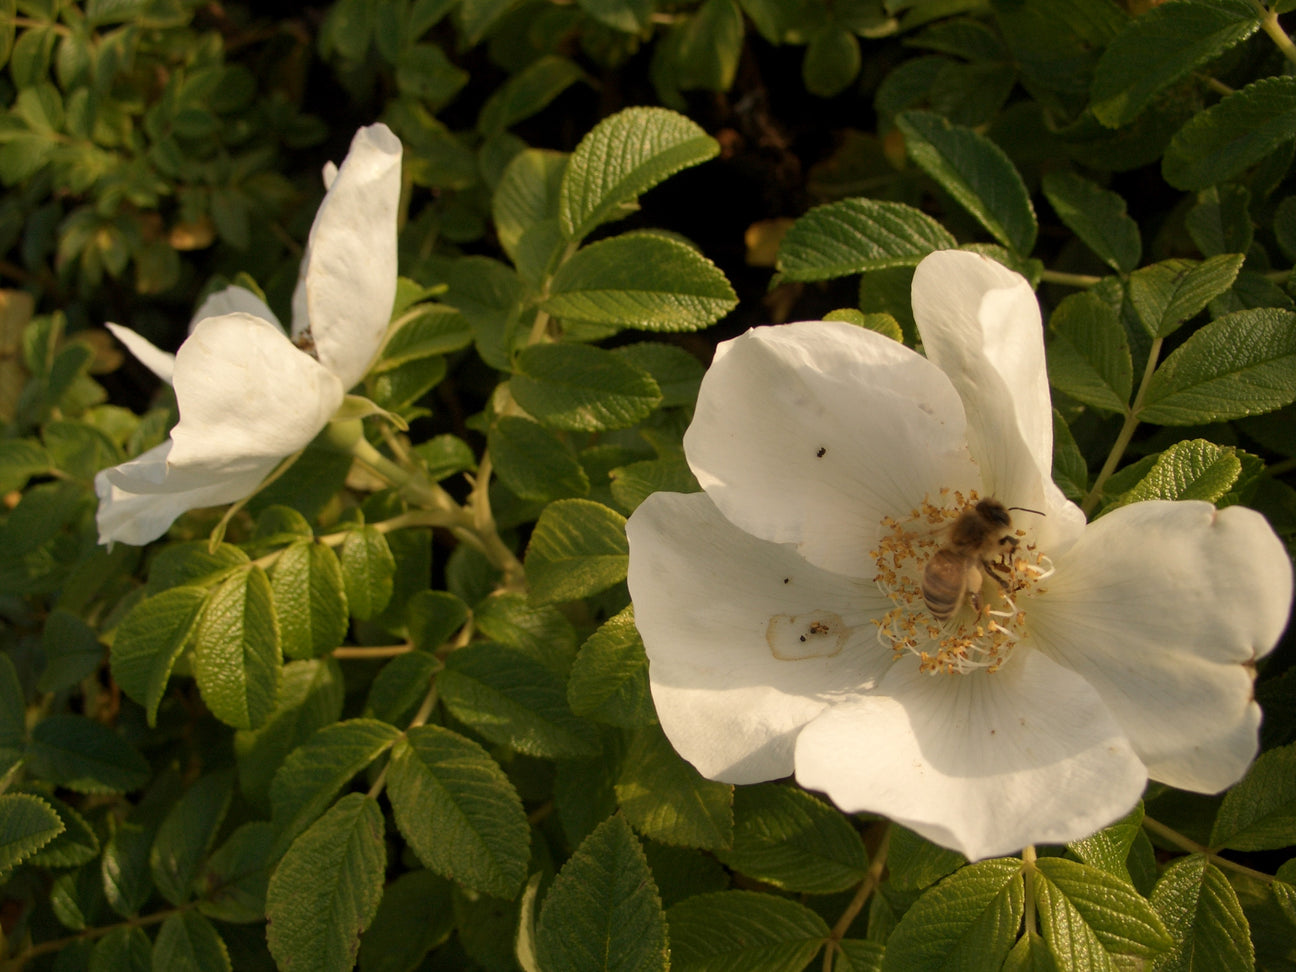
[195,821,275,924]
[611,343,704,408]
[24,791,98,867]
[535,814,669,972]
[407,590,471,652]
[266,793,386,972]
[378,304,473,367]
[1068,803,1143,883]
[1090,0,1260,128]
[1040,171,1140,273]
[1186,185,1253,259]
[495,148,568,261]
[525,499,629,604]
[489,416,590,502]
[776,198,956,282]
[0,793,64,877]
[365,651,440,726]
[473,593,578,670]
[1127,255,1244,338]
[145,542,250,596]
[882,858,1023,971]
[439,642,599,758]
[1209,741,1296,851]
[1111,440,1241,507]
[609,457,700,515]
[193,567,281,731]
[1047,292,1132,413]
[1163,76,1296,191]
[560,108,719,241]
[386,725,530,899]
[896,110,1037,254]
[1034,857,1173,960]
[567,606,655,728]
[668,890,828,972]
[616,725,732,850]
[38,608,103,693]
[1149,854,1252,972]
[1140,308,1296,425]
[269,718,402,857]
[512,344,662,432]
[356,869,455,972]
[103,818,156,917]
[26,714,149,793]
[150,770,235,906]
[340,526,396,621]
[543,233,736,333]
[152,911,232,972]
[716,783,868,894]
[879,826,966,893]
[270,541,348,660]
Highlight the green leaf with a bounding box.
[1034,857,1173,961]
[1209,741,1296,851]
[474,593,579,671]
[1110,440,1242,508]
[24,791,98,867]
[266,794,386,972]
[776,198,957,282]
[150,770,234,906]
[494,148,568,261]
[152,911,232,972]
[616,725,733,850]
[90,925,152,970]
[609,457,700,515]
[0,438,51,493]
[1047,292,1133,413]
[0,653,24,775]
[193,567,282,731]
[489,416,590,502]
[882,858,1023,971]
[1186,185,1253,259]
[38,608,103,693]
[803,24,861,98]
[715,783,868,894]
[407,590,471,651]
[395,43,468,107]
[1163,76,1296,191]
[270,541,349,660]
[1067,803,1143,883]
[356,869,455,972]
[544,232,737,333]
[524,499,629,604]
[1089,0,1260,128]
[376,305,472,368]
[535,814,669,972]
[365,652,439,726]
[478,55,588,134]
[1040,171,1140,274]
[1149,855,1252,972]
[886,826,966,892]
[269,718,402,857]
[26,714,150,793]
[611,343,705,408]
[339,526,396,621]
[1140,308,1296,425]
[896,110,1037,254]
[103,818,158,918]
[0,793,64,878]
[439,642,599,758]
[145,542,249,596]
[1001,930,1060,972]
[1127,255,1245,338]
[567,606,656,728]
[667,890,829,972]
[560,107,719,241]
[195,821,275,924]
[674,0,743,92]
[512,343,662,432]
[386,725,530,899]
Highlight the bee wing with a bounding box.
[922,550,969,620]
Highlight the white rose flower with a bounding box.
[625,249,1292,861]
[95,123,402,546]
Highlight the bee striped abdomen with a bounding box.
[921,550,970,621]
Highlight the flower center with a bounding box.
[870,491,1053,676]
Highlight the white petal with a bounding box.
[794,651,1147,860]
[291,123,402,390]
[106,323,176,385]
[95,442,274,545]
[684,320,978,578]
[166,313,344,473]
[912,250,1085,552]
[1029,500,1292,793]
[190,285,281,332]
[626,490,894,784]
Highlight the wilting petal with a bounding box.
[1029,500,1292,793]
[106,323,176,386]
[627,490,894,783]
[291,123,402,390]
[95,442,275,545]
[165,313,344,473]
[190,285,281,332]
[794,651,1147,860]
[684,320,978,578]
[912,251,1085,552]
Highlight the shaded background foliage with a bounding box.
[3,0,1296,970]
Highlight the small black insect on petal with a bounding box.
[816,446,827,458]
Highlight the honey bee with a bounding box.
[921,499,1036,622]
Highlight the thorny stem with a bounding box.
[1254,0,1296,68]
[823,824,891,972]
[1142,816,1277,883]
[1080,336,1163,515]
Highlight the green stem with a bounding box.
[822,824,891,972]
[1021,845,1038,936]
[2,906,182,971]
[1080,336,1163,515]
[1255,0,1296,67]
[1038,269,1103,288]
[1142,816,1276,884]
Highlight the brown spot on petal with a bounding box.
[766,611,847,660]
